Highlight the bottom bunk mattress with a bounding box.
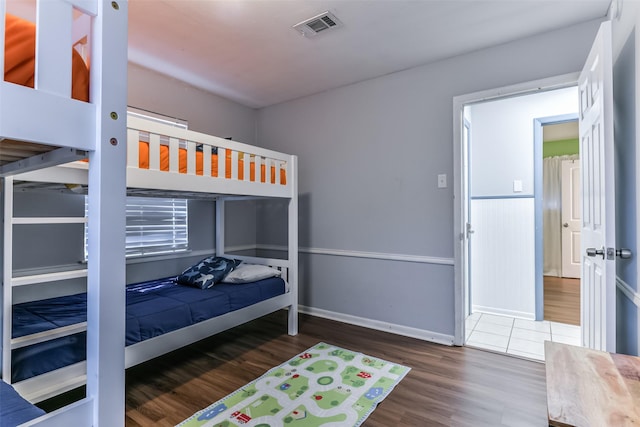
[0,380,45,425]
[12,276,286,382]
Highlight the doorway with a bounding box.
[452,76,583,360]
[541,120,581,327]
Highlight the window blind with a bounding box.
[85,197,188,258]
[125,197,188,257]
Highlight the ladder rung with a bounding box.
[11,269,88,287]
[12,361,87,403]
[11,322,87,350]
[12,217,87,225]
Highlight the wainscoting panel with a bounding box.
[470,197,535,319]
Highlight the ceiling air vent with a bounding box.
[293,11,343,37]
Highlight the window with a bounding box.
[83,108,190,259]
[85,196,188,258]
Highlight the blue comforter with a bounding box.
[12,276,285,382]
[0,380,45,426]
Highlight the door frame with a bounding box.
[533,113,579,320]
[452,72,580,346]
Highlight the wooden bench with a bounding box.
[545,341,640,426]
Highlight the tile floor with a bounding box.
[465,312,581,362]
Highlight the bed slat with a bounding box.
[218,147,226,178]
[202,144,212,176]
[12,362,87,403]
[127,129,139,169]
[11,269,87,287]
[12,217,86,224]
[186,141,196,175]
[36,1,73,98]
[11,322,87,350]
[149,134,160,170]
[169,137,179,173]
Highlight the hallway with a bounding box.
[465,276,581,361]
[465,312,580,361]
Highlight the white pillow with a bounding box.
[222,263,282,284]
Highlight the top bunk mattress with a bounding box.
[11,276,287,382]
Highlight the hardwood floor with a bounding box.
[543,276,580,326]
[121,312,548,426]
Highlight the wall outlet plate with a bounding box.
[438,174,447,188]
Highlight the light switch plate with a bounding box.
[513,180,523,192]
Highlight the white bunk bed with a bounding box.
[1,1,299,426]
[1,0,128,426]
[5,113,299,401]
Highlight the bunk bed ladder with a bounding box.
[1,2,128,425]
[1,176,89,397]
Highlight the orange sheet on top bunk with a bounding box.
[138,142,287,185]
[4,13,89,102]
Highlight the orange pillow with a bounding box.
[4,13,89,101]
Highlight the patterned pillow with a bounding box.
[176,256,241,289]
[221,263,282,284]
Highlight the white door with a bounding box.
[579,21,615,352]
[463,119,472,317]
[561,160,581,278]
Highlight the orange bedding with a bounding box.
[138,142,286,185]
[4,13,89,101]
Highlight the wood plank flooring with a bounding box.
[543,276,580,326]
[121,312,548,426]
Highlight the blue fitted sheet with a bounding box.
[0,380,45,426]
[12,276,286,382]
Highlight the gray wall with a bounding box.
[128,63,257,143]
[257,19,602,338]
[612,1,640,355]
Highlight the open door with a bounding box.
[561,159,581,278]
[579,21,615,352]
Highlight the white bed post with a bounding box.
[288,156,298,336]
[1,177,13,381]
[216,199,225,256]
[86,1,128,426]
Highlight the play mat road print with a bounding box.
[177,342,410,427]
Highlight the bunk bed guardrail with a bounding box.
[14,113,297,201]
[0,0,97,176]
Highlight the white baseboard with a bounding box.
[299,305,454,346]
[472,305,535,320]
[617,276,640,308]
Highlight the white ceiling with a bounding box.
[127,0,611,108]
[8,0,612,108]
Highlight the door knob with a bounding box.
[563,223,569,228]
[586,247,605,259]
[616,248,633,259]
